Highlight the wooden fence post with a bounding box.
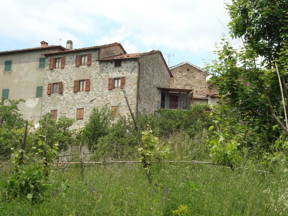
[80,142,85,180]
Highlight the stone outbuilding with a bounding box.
[169,62,219,106]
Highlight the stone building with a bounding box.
[0,41,217,128]
[0,41,65,122]
[169,62,218,106]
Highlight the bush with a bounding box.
[3,164,47,204]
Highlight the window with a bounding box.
[75,54,92,67]
[2,88,9,99]
[114,60,122,67]
[39,57,46,68]
[55,58,61,69]
[76,108,84,120]
[114,78,121,88]
[49,57,65,69]
[74,79,90,92]
[52,83,59,94]
[108,77,126,90]
[36,86,43,98]
[50,110,57,120]
[4,60,12,71]
[47,82,63,95]
[81,55,87,65]
[161,92,166,108]
[111,106,119,117]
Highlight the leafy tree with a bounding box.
[0,99,25,160]
[208,0,288,151]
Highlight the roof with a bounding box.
[100,50,173,77]
[158,87,192,93]
[0,45,66,56]
[169,61,206,73]
[44,42,126,56]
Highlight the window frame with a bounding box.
[55,58,61,69]
[4,60,12,71]
[50,109,58,120]
[2,88,9,99]
[114,60,122,67]
[39,57,46,68]
[76,108,84,120]
[36,86,43,98]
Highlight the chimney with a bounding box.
[66,40,73,49]
[40,41,48,47]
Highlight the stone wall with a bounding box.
[42,50,139,129]
[170,63,208,98]
[138,53,171,114]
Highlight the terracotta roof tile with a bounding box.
[44,42,126,56]
[0,45,65,56]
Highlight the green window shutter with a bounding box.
[2,88,9,99]
[39,57,46,68]
[4,60,12,71]
[36,86,43,98]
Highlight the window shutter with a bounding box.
[36,86,43,98]
[61,57,65,69]
[108,78,114,90]
[58,82,63,94]
[2,89,9,99]
[87,54,92,66]
[75,56,81,67]
[74,80,79,93]
[47,83,52,95]
[85,79,91,92]
[49,58,54,70]
[120,77,126,89]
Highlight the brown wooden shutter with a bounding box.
[61,57,65,69]
[85,79,91,92]
[58,82,63,94]
[49,58,54,70]
[75,56,81,67]
[47,83,52,95]
[74,80,80,93]
[120,77,126,89]
[87,54,92,66]
[108,78,114,90]
[76,108,84,120]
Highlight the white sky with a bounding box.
[0,0,231,66]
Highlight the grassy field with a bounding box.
[1,163,287,216]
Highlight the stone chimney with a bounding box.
[66,40,73,49]
[40,41,48,47]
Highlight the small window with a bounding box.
[55,58,61,69]
[79,80,86,91]
[111,106,119,117]
[76,108,84,120]
[39,57,46,68]
[114,60,121,67]
[2,88,9,99]
[36,86,43,98]
[81,55,87,65]
[4,60,12,71]
[52,83,59,94]
[50,110,58,120]
[114,78,121,88]
[161,92,166,108]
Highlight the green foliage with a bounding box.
[171,204,189,216]
[138,129,170,182]
[30,114,74,153]
[0,99,25,160]
[82,107,112,151]
[3,164,47,204]
[96,117,138,160]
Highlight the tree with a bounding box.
[208,0,288,151]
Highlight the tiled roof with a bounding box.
[100,50,173,77]
[0,45,65,56]
[99,50,160,61]
[170,61,205,73]
[44,42,126,56]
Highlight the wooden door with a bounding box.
[169,95,179,109]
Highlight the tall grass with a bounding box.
[1,163,287,216]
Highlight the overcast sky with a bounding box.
[0,0,231,67]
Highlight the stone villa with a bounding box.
[0,41,218,127]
